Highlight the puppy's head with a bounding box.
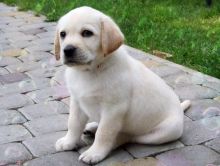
[54,6,124,68]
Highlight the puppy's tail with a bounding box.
[181,100,191,112]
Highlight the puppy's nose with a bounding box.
[64,45,76,57]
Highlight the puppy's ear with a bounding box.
[101,17,124,56]
[54,28,60,60]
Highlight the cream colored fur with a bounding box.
[54,6,190,164]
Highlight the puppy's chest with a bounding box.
[69,82,103,119]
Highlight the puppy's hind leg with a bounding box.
[82,122,99,145]
[132,117,183,144]
[83,122,98,135]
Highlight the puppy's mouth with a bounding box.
[64,59,92,67]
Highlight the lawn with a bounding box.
[1,0,220,78]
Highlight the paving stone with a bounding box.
[184,115,192,122]
[23,131,66,157]
[36,31,54,38]
[156,145,220,166]
[180,116,220,145]
[9,35,38,43]
[18,51,53,62]
[51,67,66,85]
[25,44,52,52]
[164,72,205,87]
[150,65,183,78]
[142,60,161,69]
[0,31,25,39]
[0,67,9,75]
[19,23,49,32]
[61,97,70,106]
[214,96,220,102]
[0,72,29,84]
[0,125,32,144]
[6,61,43,73]
[95,149,133,166]
[22,27,46,35]
[32,38,54,45]
[0,110,27,126]
[125,45,151,61]
[0,143,32,165]
[0,94,33,109]
[24,114,68,136]
[0,48,28,57]
[11,40,33,49]
[205,137,220,153]
[0,78,51,96]
[185,99,220,120]
[174,85,219,100]
[23,152,87,166]
[115,157,164,166]
[0,56,21,67]
[26,85,69,103]
[39,57,62,67]
[125,141,184,158]
[26,67,58,78]
[203,81,220,93]
[19,101,69,120]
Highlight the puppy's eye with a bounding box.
[81,30,93,37]
[60,31,66,38]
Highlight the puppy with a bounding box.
[54,6,190,164]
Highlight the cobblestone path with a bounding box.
[0,3,220,166]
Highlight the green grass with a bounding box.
[1,0,220,78]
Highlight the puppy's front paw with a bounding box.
[55,136,78,152]
[79,146,108,164]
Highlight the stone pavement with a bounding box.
[0,3,220,166]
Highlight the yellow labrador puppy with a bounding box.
[54,6,190,164]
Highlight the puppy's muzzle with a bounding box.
[63,45,90,66]
[64,45,77,59]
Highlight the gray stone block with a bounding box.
[23,152,87,166]
[32,38,54,45]
[185,99,220,120]
[0,56,21,67]
[9,35,37,43]
[36,31,54,38]
[203,81,220,93]
[180,116,220,145]
[150,65,183,78]
[0,110,27,126]
[24,114,68,136]
[118,157,163,166]
[23,131,66,157]
[0,125,32,144]
[39,57,62,67]
[0,78,51,96]
[174,85,219,100]
[51,67,66,85]
[156,145,220,166]
[26,67,58,78]
[61,97,70,106]
[205,137,220,153]
[0,94,33,109]
[18,51,53,62]
[25,44,52,52]
[26,85,70,103]
[0,143,32,165]
[0,67,9,75]
[164,72,205,87]
[125,141,184,158]
[19,101,69,120]
[95,149,133,166]
[0,72,29,84]
[6,61,42,73]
